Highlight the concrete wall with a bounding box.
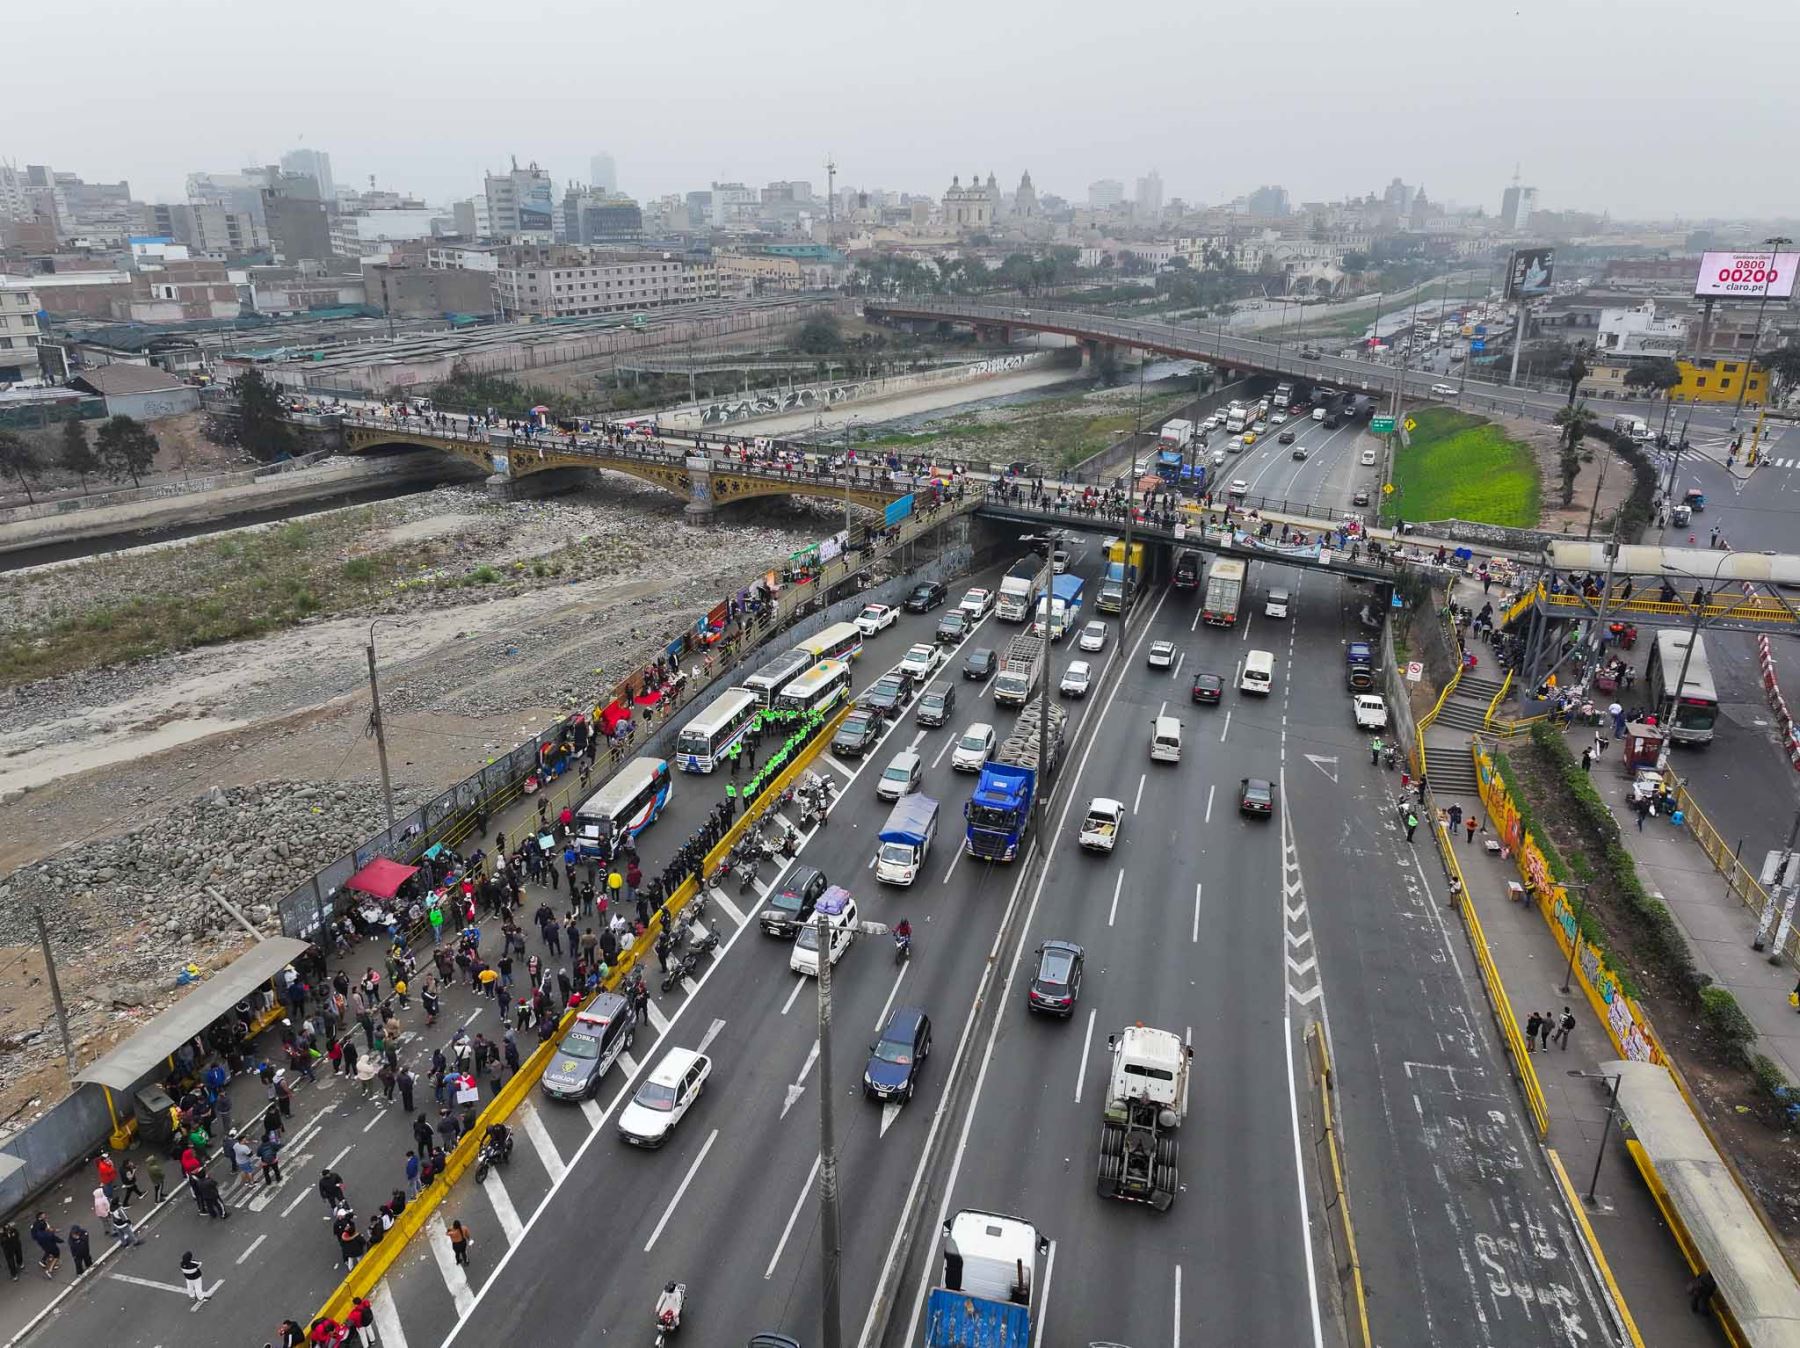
[102,386,202,420]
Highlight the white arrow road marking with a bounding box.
[880,1101,904,1136]
[1285,953,1317,978]
[1289,984,1324,1006]
[1304,753,1339,783]
[782,1039,821,1120]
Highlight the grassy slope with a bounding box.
[1382,406,1540,527]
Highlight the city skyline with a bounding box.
[10,0,1797,220]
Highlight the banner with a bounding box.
[1505,247,1555,299]
[885,493,916,527]
[1694,250,1799,300]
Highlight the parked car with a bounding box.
[616,1047,711,1147]
[832,712,882,757]
[1359,449,1378,466]
[760,864,829,937]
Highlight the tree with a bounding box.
[997,253,1038,296]
[1340,252,1370,276]
[795,317,840,355]
[57,418,101,493]
[1562,341,1591,406]
[1762,346,1800,395]
[1622,357,1682,396]
[1553,403,1597,506]
[0,428,42,503]
[95,415,159,487]
[233,367,297,462]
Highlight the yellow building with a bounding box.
[1670,356,1766,405]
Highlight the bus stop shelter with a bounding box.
[74,936,309,1147]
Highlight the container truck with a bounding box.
[995,556,1045,623]
[1158,418,1195,449]
[1201,558,1246,626]
[922,1209,1048,1348]
[964,703,1065,860]
[991,633,1043,708]
[1096,1024,1191,1210]
[1031,574,1084,642]
[1172,548,1203,591]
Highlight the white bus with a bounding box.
[743,649,815,706]
[794,621,864,664]
[674,689,760,774]
[775,658,852,715]
[574,756,672,855]
[1645,629,1719,745]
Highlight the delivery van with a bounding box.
[790,887,859,976]
[1150,714,1183,764]
[1240,649,1276,696]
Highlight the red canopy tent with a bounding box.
[345,857,419,899]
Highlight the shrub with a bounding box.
[1699,986,1757,1053]
[342,557,378,583]
[471,565,500,585]
[1751,1052,1793,1106]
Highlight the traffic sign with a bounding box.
[1405,661,1424,684]
[1471,339,1486,353]
[1371,416,1396,434]
[1382,483,1395,495]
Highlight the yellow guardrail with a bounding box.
[1537,589,1797,628]
[1546,1149,1648,1348]
[1502,583,1543,628]
[1306,1025,1372,1348]
[1625,1140,1748,1348]
[1453,848,1551,1138]
[310,704,852,1329]
[1483,669,1512,728]
[1412,654,1461,779]
[1672,779,1796,960]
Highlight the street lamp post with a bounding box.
[1568,1069,1624,1204]
[366,620,397,832]
[1729,235,1792,433]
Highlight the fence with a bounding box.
[1305,1025,1372,1347]
[1672,779,1799,962]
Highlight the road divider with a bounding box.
[1547,1148,1647,1348]
[1304,1024,1371,1348]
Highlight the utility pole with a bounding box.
[814,909,844,1348]
[34,907,75,1077]
[366,624,397,831]
[1729,236,1791,433]
[825,156,837,246]
[1752,805,1800,954]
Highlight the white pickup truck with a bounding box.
[1352,693,1389,731]
[1078,797,1125,852]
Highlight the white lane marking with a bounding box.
[695,1017,727,1056]
[328,1144,353,1168]
[1220,709,1233,742]
[707,889,747,927]
[362,1106,388,1133]
[1107,870,1125,926]
[280,1182,314,1218]
[880,1100,905,1136]
[1174,1263,1184,1348]
[1171,650,1185,680]
[643,1128,719,1252]
[1192,882,1203,943]
[645,1000,671,1035]
[371,1282,409,1348]
[1158,699,1167,718]
[781,976,807,1015]
[782,1039,821,1120]
[764,1152,822,1279]
[617,1050,639,1079]
[517,1102,567,1182]
[234,1233,266,1265]
[1204,785,1215,824]
[1285,1016,1328,1348]
[580,1096,605,1128]
[1074,1009,1097,1104]
[872,582,1178,1348]
[1242,611,1255,643]
[107,1272,198,1297]
[429,1222,475,1315]
[1191,604,1202,632]
[482,1166,525,1245]
[931,731,956,770]
[1031,1240,1057,1348]
[874,961,910,1032]
[940,843,963,886]
[1133,773,1145,813]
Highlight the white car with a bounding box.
[1078,797,1125,852]
[855,604,896,636]
[1229,436,1246,454]
[1078,620,1108,653]
[1359,449,1378,467]
[899,643,941,682]
[1205,413,1223,430]
[1352,693,1389,731]
[951,723,996,772]
[1228,479,1248,498]
[1060,660,1093,698]
[959,587,993,618]
[1147,640,1177,670]
[1431,383,1459,396]
[616,1047,712,1148]
[1264,588,1290,619]
[1052,550,1070,574]
[1270,411,1288,424]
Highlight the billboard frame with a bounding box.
[1693,250,1798,301]
[1505,247,1556,301]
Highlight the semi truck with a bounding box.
[1031,574,1084,641]
[996,556,1045,623]
[964,703,1066,861]
[1096,1024,1192,1210]
[922,1209,1049,1348]
[991,633,1043,709]
[1201,558,1246,626]
[1273,381,1293,409]
[1172,548,1204,591]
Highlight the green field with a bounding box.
[1382,406,1540,528]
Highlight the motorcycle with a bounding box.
[737,854,759,896]
[660,948,701,995]
[682,910,720,956]
[1384,743,1398,771]
[654,1281,686,1345]
[474,1130,514,1184]
[893,931,912,964]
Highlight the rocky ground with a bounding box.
[0,477,829,1126]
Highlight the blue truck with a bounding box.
[1031,573,1084,641]
[1155,445,1185,483]
[923,1210,1047,1348]
[964,704,1065,861]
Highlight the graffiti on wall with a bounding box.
[699,383,865,425]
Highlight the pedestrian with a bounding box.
[1465,815,1479,845]
[108,1207,139,1247]
[195,1172,229,1220]
[118,1158,145,1207]
[96,1152,118,1203]
[277,1319,307,1348]
[405,1150,421,1197]
[337,1220,366,1270]
[67,1224,93,1275]
[1447,803,1463,833]
[1,1220,23,1280]
[346,1296,377,1347]
[29,1214,60,1277]
[398,1066,417,1114]
[258,1134,283,1186]
[1538,1010,1555,1051]
[447,1219,472,1267]
[319,1166,346,1212]
[92,1185,111,1225]
[1524,1010,1543,1052]
[145,1153,167,1203]
[180,1250,207,1304]
[413,1112,434,1157]
[1555,1007,1576,1049]
[1580,746,1592,773]
[1688,1270,1717,1315]
[1404,809,1418,842]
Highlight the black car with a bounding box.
[1277,430,1296,445]
[1352,488,1371,507]
[760,864,828,937]
[539,993,637,1100]
[935,610,969,645]
[1026,940,1084,1016]
[1191,672,1224,705]
[864,1005,932,1101]
[833,712,881,757]
[1239,777,1277,817]
[904,581,947,613]
[858,675,908,720]
[963,646,997,680]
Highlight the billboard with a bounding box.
[1694,250,1799,300]
[1505,247,1555,300]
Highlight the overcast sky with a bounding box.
[15,0,1798,220]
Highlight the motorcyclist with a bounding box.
[482,1121,512,1162]
[655,1280,684,1328]
[894,919,913,956]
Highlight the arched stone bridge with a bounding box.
[340,418,909,519]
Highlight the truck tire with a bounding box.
[1155,1136,1177,1170]
[1097,1152,1122,1195]
[1100,1124,1123,1158]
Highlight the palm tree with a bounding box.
[1553,403,1597,507]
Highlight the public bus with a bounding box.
[1645,629,1718,745]
[743,649,816,706]
[793,621,864,664]
[673,689,760,774]
[775,658,853,715]
[574,756,672,854]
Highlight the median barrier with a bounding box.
[310,702,852,1329]
[1546,1149,1648,1348]
[1305,1024,1372,1348]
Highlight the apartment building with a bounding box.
[492,247,718,317]
[0,282,43,382]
